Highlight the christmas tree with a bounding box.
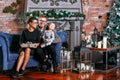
[103,0,120,46]
[103,0,120,65]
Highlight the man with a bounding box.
[35,15,58,73]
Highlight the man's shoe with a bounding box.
[18,70,26,76]
[40,65,47,72]
[11,71,19,78]
[46,63,51,72]
[44,59,51,72]
[53,66,58,73]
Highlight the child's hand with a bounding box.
[45,39,48,41]
[46,55,48,58]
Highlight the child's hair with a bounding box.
[46,22,55,30]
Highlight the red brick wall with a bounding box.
[0,0,24,34]
[82,0,114,35]
[0,0,114,34]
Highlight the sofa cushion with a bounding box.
[9,53,19,61]
[9,53,35,61]
[3,33,20,53]
[10,34,20,53]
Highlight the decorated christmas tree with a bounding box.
[103,0,120,46]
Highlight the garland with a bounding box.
[23,9,85,19]
[3,0,21,14]
[3,1,85,19]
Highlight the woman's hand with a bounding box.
[20,43,28,48]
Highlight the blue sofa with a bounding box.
[0,31,67,71]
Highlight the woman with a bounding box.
[11,17,40,78]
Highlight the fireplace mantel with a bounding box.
[24,0,84,50]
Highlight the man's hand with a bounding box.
[29,43,39,48]
[20,43,39,48]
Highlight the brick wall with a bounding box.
[0,0,24,34]
[0,0,114,34]
[82,0,114,35]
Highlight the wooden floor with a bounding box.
[0,67,120,80]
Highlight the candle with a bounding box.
[103,36,107,48]
[98,41,102,48]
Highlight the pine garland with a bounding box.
[23,9,85,19]
[3,0,21,14]
[3,1,85,19]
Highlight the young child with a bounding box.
[40,22,55,48]
[40,22,55,58]
[40,22,58,72]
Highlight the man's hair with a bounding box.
[39,14,47,19]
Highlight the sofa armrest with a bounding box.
[57,31,67,43]
[0,36,9,70]
[55,31,68,64]
[54,42,62,64]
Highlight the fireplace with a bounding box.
[25,0,84,50]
